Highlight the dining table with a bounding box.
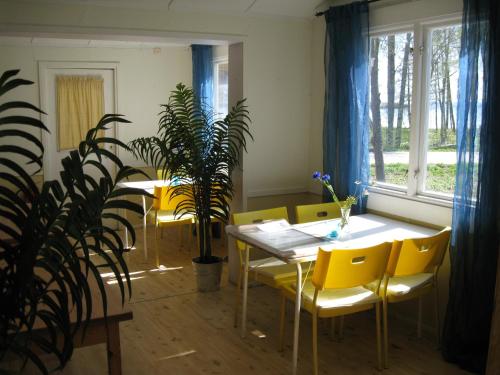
[225,213,438,375]
[116,179,170,260]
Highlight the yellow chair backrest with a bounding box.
[232,207,289,251]
[152,186,190,211]
[295,201,346,224]
[156,169,169,180]
[312,242,392,291]
[388,227,451,277]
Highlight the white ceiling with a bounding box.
[13,0,328,19]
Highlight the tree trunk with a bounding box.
[441,29,451,145]
[370,38,385,182]
[387,35,396,148]
[395,33,411,149]
[447,74,456,132]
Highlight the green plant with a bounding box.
[312,171,363,209]
[129,83,252,263]
[0,70,146,373]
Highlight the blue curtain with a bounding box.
[323,2,370,213]
[442,0,500,372]
[191,44,214,109]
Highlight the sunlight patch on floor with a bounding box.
[157,350,197,361]
[106,276,146,285]
[150,265,184,273]
[100,270,146,278]
[251,329,267,339]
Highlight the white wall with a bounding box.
[0,43,192,168]
[310,0,462,228]
[0,1,313,197]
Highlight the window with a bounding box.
[214,59,228,118]
[423,25,461,196]
[369,31,414,190]
[369,20,468,201]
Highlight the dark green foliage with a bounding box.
[129,83,252,263]
[0,70,147,373]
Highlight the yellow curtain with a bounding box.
[56,75,104,151]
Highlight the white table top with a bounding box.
[117,179,171,194]
[225,213,438,262]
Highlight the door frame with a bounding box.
[38,60,120,180]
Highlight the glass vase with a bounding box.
[339,206,351,232]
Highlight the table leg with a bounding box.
[241,244,250,338]
[106,322,122,375]
[142,195,147,261]
[292,262,302,375]
[123,214,129,250]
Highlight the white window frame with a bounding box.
[368,15,462,207]
[213,56,228,116]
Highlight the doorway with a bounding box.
[38,61,118,182]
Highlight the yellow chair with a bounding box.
[152,185,194,267]
[232,207,312,328]
[295,201,348,338]
[294,201,343,224]
[280,242,392,375]
[380,227,451,367]
[156,169,169,180]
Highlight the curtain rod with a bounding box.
[315,0,381,17]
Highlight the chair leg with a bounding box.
[312,311,319,375]
[154,223,160,268]
[417,296,423,339]
[279,294,286,352]
[376,303,382,371]
[234,269,242,328]
[383,298,389,369]
[434,286,441,347]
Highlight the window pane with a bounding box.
[216,62,228,117]
[424,25,461,195]
[369,32,414,188]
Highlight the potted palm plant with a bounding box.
[129,83,251,292]
[0,70,146,373]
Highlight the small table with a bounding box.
[117,179,170,260]
[226,213,437,375]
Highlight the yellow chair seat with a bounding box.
[249,257,313,287]
[154,210,194,226]
[283,280,381,316]
[385,272,433,299]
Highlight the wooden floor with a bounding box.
[23,226,469,375]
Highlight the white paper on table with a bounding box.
[256,219,291,232]
[234,219,330,256]
[295,219,341,238]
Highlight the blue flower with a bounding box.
[321,174,331,182]
[312,171,321,180]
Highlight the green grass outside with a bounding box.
[370,163,456,194]
[372,128,457,152]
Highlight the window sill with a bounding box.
[368,186,453,209]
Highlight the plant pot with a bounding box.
[192,256,223,292]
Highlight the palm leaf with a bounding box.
[128,82,252,262]
[0,70,146,373]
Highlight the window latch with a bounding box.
[414,169,420,178]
